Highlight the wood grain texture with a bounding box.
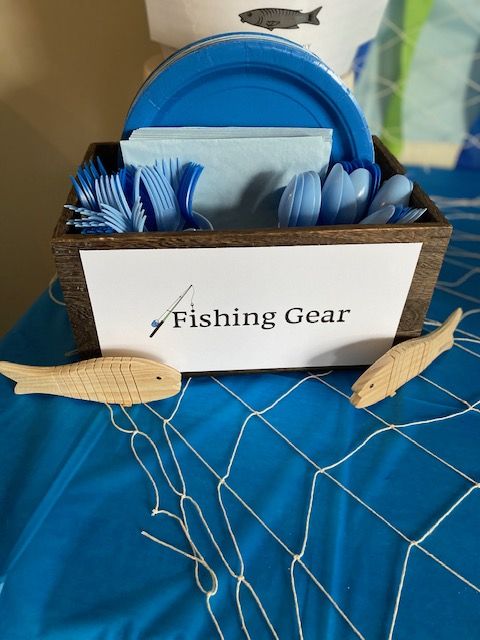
[0,357,181,406]
[51,137,452,370]
[350,308,462,407]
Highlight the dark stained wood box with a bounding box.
[51,136,451,368]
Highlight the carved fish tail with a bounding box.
[0,361,38,382]
[428,308,463,355]
[307,5,322,25]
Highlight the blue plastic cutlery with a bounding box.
[69,152,419,234]
[368,174,413,216]
[349,168,371,222]
[340,159,381,203]
[68,165,147,233]
[66,198,146,233]
[278,174,297,227]
[158,158,182,194]
[183,212,214,231]
[319,163,343,224]
[279,158,421,228]
[67,157,212,234]
[360,205,396,224]
[395,207,427,223]
[70,157,108,210]
[73,174,96,210]
[140,168,169,229]
[296,172,321,227]
[289,173,304,227]
[178,163,204,229]
[360,205,425,225]
[146,165,183,230]
[335,169,357,225]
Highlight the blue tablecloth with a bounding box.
[1,169,479,639]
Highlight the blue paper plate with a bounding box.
[123,33,373,163]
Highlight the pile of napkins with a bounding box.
[121,127,332,229]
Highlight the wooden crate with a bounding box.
[51,136,451,368]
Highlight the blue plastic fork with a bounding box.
[138,169,164,227]
[157,158,182,194]
[110,174,132,217]
[147,165,183,230]
[178,163,204,229]
[139,166,181,231]
[118,165,137,206]
[71,174,96,210]
[67,168,147,233]
[71,157,108,209]
[143,166,170,209]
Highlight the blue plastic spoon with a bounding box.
[319,163,344,225]
[278,174,297,228]
[289,172,304,227]
[360,205,396,224]
[368,174,413,215]
[296,172,321,227]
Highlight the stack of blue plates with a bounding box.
[123,32,373,164]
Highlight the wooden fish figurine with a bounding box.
[0,357,181,406]
[239,5,321,30]
[350,308,463,409]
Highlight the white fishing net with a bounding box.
[45,4,480,630]
[95,196,480,638]
[45,178,480,638]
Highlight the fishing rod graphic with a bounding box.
[149,284,194,338]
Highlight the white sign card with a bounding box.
[145,0,389,77]
[81,243,421,372]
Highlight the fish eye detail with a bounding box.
[369,383,375,388]
[0,357,182,406]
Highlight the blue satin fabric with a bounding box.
[1,169,479,639]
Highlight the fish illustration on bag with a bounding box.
[239,6,322,30]
[0,357,181,406]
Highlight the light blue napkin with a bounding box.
[121,128,332,229]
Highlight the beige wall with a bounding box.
[0,0,160,336]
